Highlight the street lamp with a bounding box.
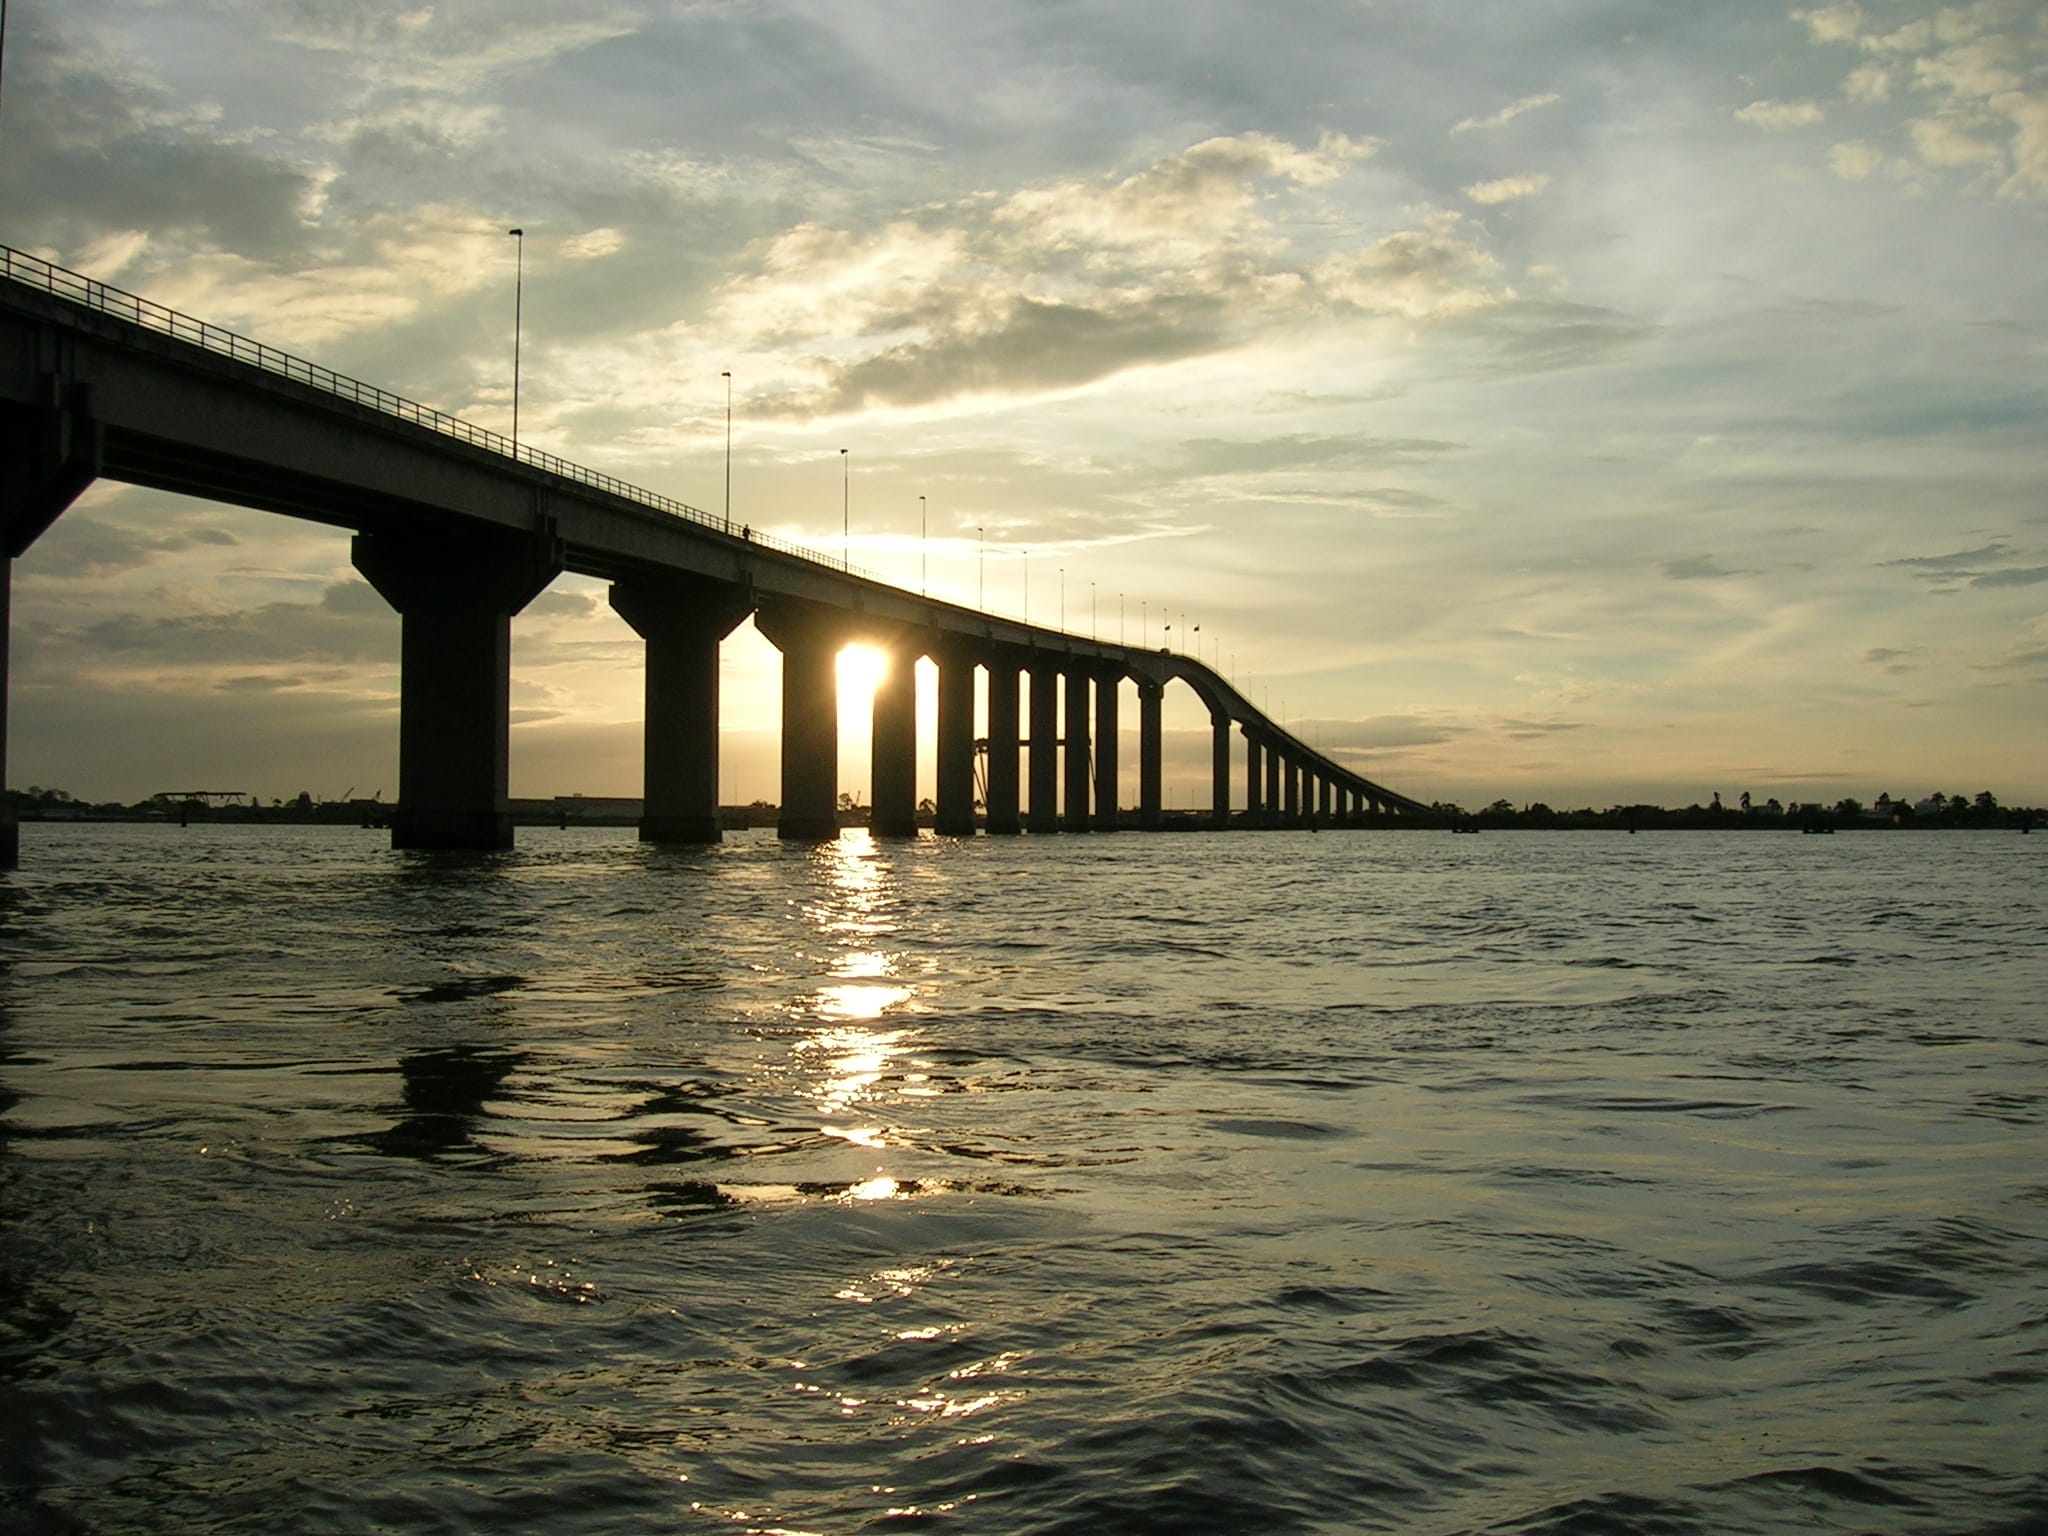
[721,370,732,530]
[1059,568,1065,631]
[978,527,985,608]
[508,228,524,453]
[919,495,927,596]
[840,448,849,570]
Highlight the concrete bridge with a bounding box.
[0,246,1436,867]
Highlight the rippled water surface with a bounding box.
[2,824,2044,1534]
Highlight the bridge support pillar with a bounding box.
[1138,679,1163,830]
[1243,729,1263,828]
[935,646,977,836]
[1263,740,1281,828]
[754,599,840,841]
[870,638,918,838]
[2,384,104,870]
[985,655,1021,835]
[1092,668,1120,832]
[1210,711,1233,830]
[1027,661,1059,832]
[1283,759,1299,826]
[609,576,753,843]
[1063,666,1092,831]
[353,527,563,851]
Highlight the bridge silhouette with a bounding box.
[0,246,1436,866]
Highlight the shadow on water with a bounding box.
[349,1043,529,1161]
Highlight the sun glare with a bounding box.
[837,642,889,703]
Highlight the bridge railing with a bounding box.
[0,244,881,582]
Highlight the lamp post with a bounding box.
[840,448,849,570]
[1059,569,1065,631]
[978,527,985,609]
[721,370,732,530]
[919,495,927,596]
[1023,552,1030,622]
[508,228,524,453]
[1091,582,1096,641]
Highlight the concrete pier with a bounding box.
[1027,661,1059,833]
[1211,710,1233,831]
[609,576,752,843]
[353,528,563,850]
[1244,729,1263,827]
[1092,667,1120,832]
[1138,679,1163,830]
[753,600,840,841]
[985,656,1022,835]
[870,638,918,838]
[935,646,977,837]
[1063,667,1092,832]
[2,384,103,870]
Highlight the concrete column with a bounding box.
[1062,666,1091,832]
[1243,728,1263,826]
[1092,667,1120,832]
[353,527,563,850]
[1283,759,1299,825]
[0,558,12,870]
[935,646,977,837]
[985,654,1022,835]
[609,576,753,843]
[753,599,840,841]
[1211,711,1233,830]
[870,638,918,838]
[1263,739,1281,827]
[3,387,104,870]
[1139,679,1164,830]
[1027,660,1059,833]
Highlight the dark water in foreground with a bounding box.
[1,824,2043,1534]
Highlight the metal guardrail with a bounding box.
[0,243,882,582]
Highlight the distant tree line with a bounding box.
[6,786,368,824]
[1428,789,2036,830]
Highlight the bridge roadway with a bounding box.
[0,247,1435,866]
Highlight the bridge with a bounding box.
[0,246,1436,867]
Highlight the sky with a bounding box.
[3,0,2045,812]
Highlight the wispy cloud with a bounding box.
[1452,93,1562,134]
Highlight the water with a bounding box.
[2,823,2043,1534]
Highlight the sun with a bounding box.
[836,642,889,704]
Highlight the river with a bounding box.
[2,823,2042,1533]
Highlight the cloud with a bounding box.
[1792,2,2048,197]
[1464,173,1552,205]
[1313,213,1504,320]
[997,132,1378,256]
[1880,540,2048,590]
[41,580,396,674]
[720,137,1506,417]
[1882,540,2010,572]
[1452,94,1562,134]
[1827,140,1891,180]
[1736,100,1827,131]
[1798,3,1868,46]
[1663,556,1748,581]
[250,2,641,98]
[1970,565,2048,588]
[21,516,241,579]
